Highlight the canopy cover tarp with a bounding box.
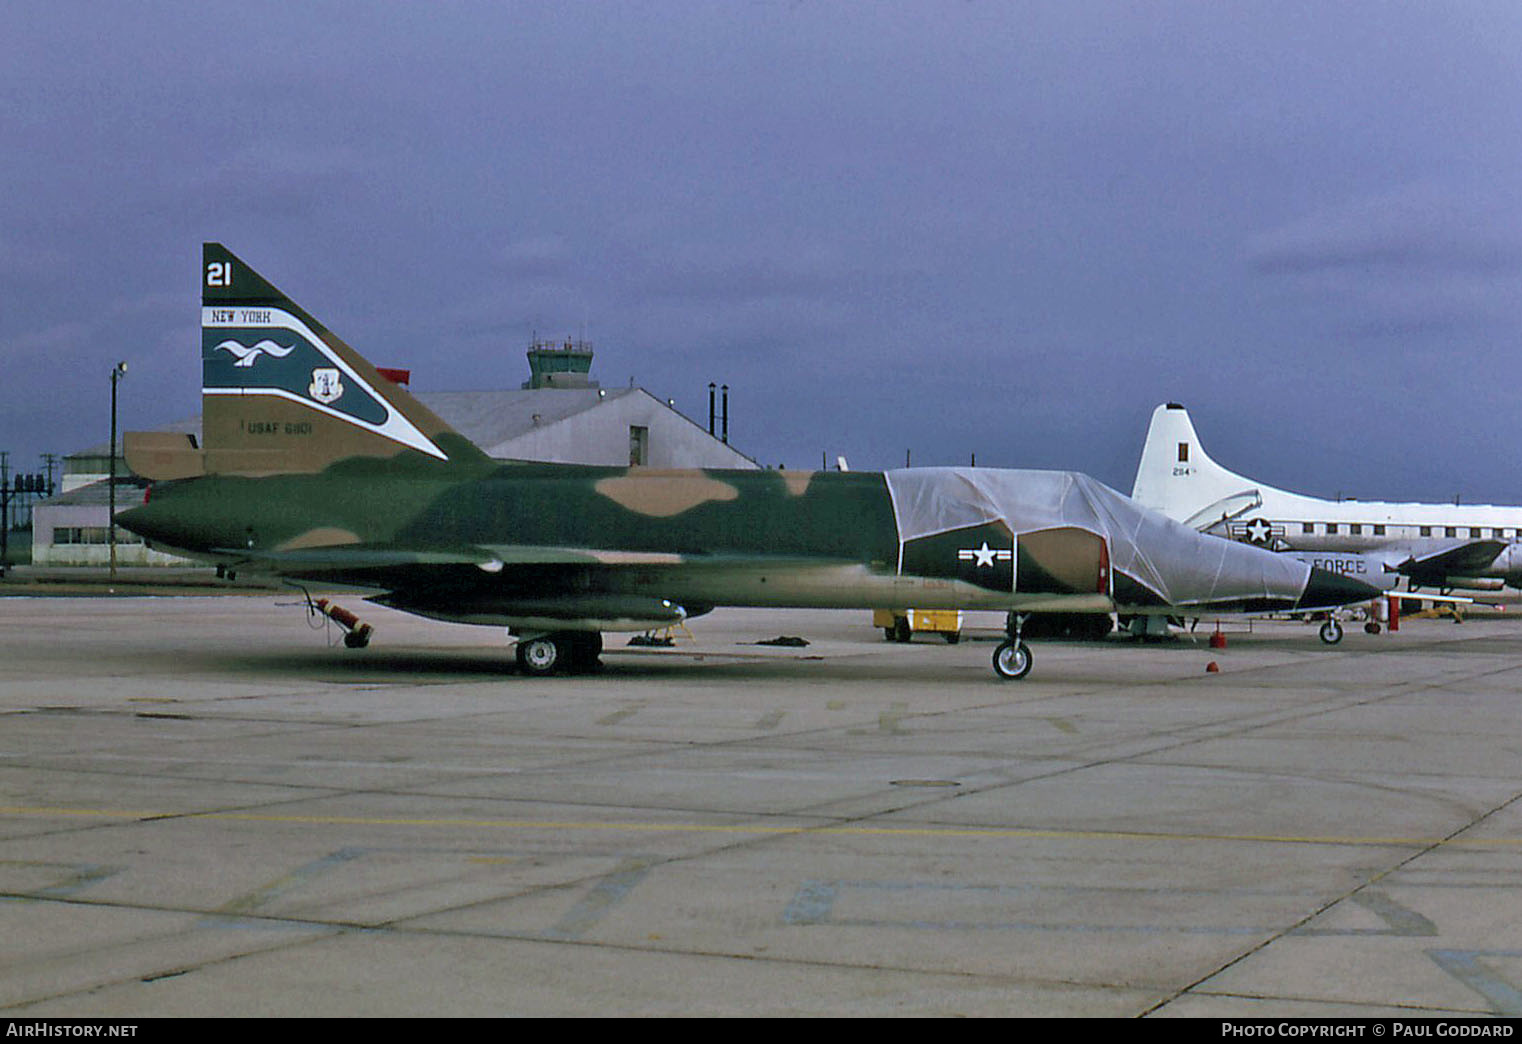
[884,468,1310,608]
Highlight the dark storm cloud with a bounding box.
[191,146,370,221]
[1248,184,1522,276]
[1244,183,1522,341]
[493,236,576,280]
[3,2,1522,503]
[623,239,850,304]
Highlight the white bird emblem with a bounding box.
[215,339,296,367]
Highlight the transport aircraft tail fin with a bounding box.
[1131,403,1263,531]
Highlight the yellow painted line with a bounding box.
[1,805,1518,849]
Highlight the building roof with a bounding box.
[77,385,756,469]
[38,477,147,507]
[418,387,636,449]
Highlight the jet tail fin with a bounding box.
[1130,403,1260,527]
[189,243,489,476]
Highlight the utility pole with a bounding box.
[109,361,127,578]
[0,451,9,576]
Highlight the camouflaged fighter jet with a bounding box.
[116,245,1382,679]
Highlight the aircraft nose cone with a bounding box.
[115,500,188,549]
[1295,567,1383,610]
[114,504,155,538]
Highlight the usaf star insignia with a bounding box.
[958,541,1012,568]
[1234,517,1283,545]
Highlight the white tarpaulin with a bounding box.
[884,468,1313,608]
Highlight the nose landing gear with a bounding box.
[993,613,1033,680]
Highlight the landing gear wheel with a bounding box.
[992,639,1033,680]
[565,632,604,673]
[516,635,562,676]
[1319,619,1344,645]
[1364,621,1381,635]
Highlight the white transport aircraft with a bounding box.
[1132,403,1522,639]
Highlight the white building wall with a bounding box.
[32,502,186,566]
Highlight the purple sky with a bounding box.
[4,2,1520,501]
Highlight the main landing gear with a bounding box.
[993,613,1034,681]
[514,631,604,676]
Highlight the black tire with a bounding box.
[517,635,562,676]
[992,639,1032,680]
[1318,620,1343,645]
[566,632,604,673]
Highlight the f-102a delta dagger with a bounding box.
[117,245,1380,679]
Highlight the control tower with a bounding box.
[523,338,599,390]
